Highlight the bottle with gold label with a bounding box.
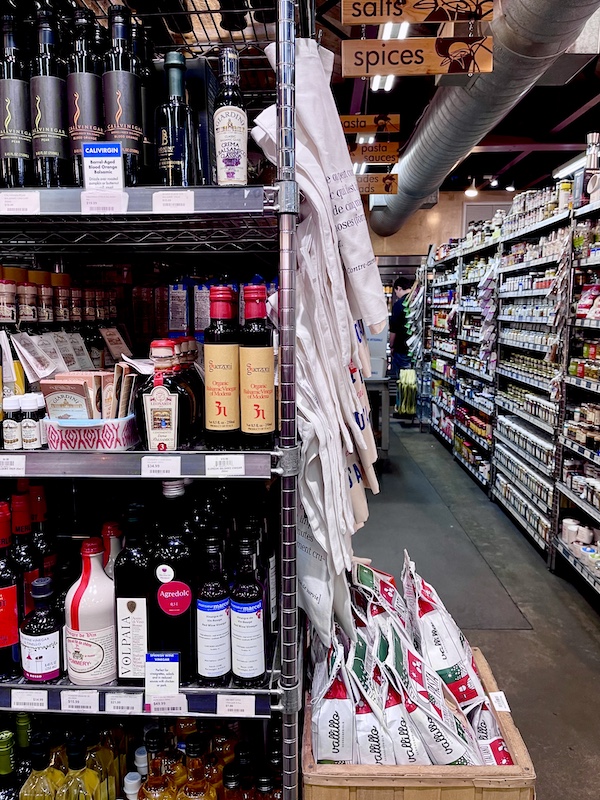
[204,286,240,450]
[239,284,274,450]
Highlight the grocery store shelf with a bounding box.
[431,423,453,445]
[434,250,460,266]
[561,436,600,468]
[496,365,553,393]
[432,302,454,309]
[564,375,600,395]
[456,361,494,382]
[459,276,485,286]
[494,461,553,515]
[574,199,600,219]
[454,390,494,416]
[497,254,560,275]
[458,333,482,344]
[492,489,548,551]
[553,537,600,595]
[0,450,277,479]
[431,326,453,334]
[498,337,550,354]
[454,419,492,450]
[557,481,600,526]
[495,396,557,435]
[432,277,457,288]
[572,318,600,329]
[431,397,454,415]
[498,287,551,299]
[494,429,555,476]
[497,314,556,325]
[458,305,482,314]
[500,209,571,243]
[431,348,456,360]
[461,238,500,258]
[431,368,455,384]
[454,450,489,486]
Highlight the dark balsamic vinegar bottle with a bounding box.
[30,10,71,187]
[0,15,33,188]
[196,537,231,687]
[103,4,142,187]
[155,51,200,187]
[67,9,103,186]
[29,485,57,579]
[230,540,266,688]
[113,503,149,686]
[0,502,21,681]
[19,577,62,683]
[9,493,41,619]
[131,22,155,184]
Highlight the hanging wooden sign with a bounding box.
[340,114,401,134]
[356,174,398,194]
[341,0,494,26]
[348,142,400,164]
[342,36,493,78]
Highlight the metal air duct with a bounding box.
[369,0,600,237]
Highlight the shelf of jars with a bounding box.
[499,208,571,244]
[561,435,600,467]
[494,459,553,516]
[455,360,494,382]
[431,422,453,445]
[431,347,456,360]
[454,449,489,486]
[564,375,600,395]
[573,318,600,329]
[431,275,457,288]
[574,199,600,218]
[493,428,556,477]
[454,388,495,416]
[497,254,561,275]
[553,537,600,595]
[498,335,551,354]
[453,418,491,451]
[557,481,600,527]
[494,396,556,435]
[458,333,481,343]
[496,365,554,393]
[431,397,453,415]
[492,485,549,551]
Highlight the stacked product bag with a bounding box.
[310,554,514,767]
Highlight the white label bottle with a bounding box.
[214,47,247,187]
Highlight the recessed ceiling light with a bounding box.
[506,181,515,192]
[490,177,498,187]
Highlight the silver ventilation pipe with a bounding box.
[369,0,600,237]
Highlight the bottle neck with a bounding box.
[110,21,129,50]
[237,551,256,575]
[186,757,204,781]
[205,551,222,577]
[3,29,16,55]
[37,24,56,55]
[0,748,13,777]
[33,596,52,612]
[167,65,184,101]
[73,31,92,54]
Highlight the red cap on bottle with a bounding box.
[209,285,235,320]
[17,479,30,494]
[81,537,104,556]
[29,485,47,524]
[0,502,11,548]
[101,522,121,566]
[11,494,31,535]
[244,284,267,319]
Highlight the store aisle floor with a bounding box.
[353,423,600,800]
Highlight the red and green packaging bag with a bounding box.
[469,700,515,766]
[311,638,355,763]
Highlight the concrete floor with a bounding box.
[353,423,600,800]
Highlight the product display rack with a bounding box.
[429,259,455,445]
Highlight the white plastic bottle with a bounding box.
[65,537,117,685]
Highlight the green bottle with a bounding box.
[0,732,19,800]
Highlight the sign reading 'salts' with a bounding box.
[341,0,494,25]
[342,37,493,77]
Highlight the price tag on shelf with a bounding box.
[81,191,129,215]
[216,695,256,718]
[11,689,48,711]
[146,694,188,714]
[145,652,180,696]
[489,691,511,713]
[152,191,194,214]
[60,690,100,713]
[140,456,181,478]
[105,693,144,714]
[0,191,40,215]
[205,454,245,478]
[0,455,26,476]
[82,142,124,191]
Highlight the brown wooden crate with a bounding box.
[303,648,535,800]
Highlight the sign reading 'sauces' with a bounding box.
[341,0,494,25]
[348,142,399,164]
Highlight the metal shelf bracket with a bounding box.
[280,681,302,713]
[273,445,301,476]
[276,180,300,215]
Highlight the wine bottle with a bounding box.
[216,0,248,33]
[230,540,266,688]
[103,5,142,187]
[138,730,175,800]
[148,481,194,684]
[179,337,205,440]
[249,0,276,25]
[19,735,66,800]
[0,15,33,188]
[214,48,247,186]
[14,714,31,786]
[29,485,57,579]
[30,10,70,187]
[101,521,121,580]
[239,284,275,450]
[64,537,117,686]
[56,737,101,800]
[203,286,241,450]
[196,537,231,687]
[130,22,154,184]
[0,502,20,680]
[0,733,19,800]
[177,736,216,800]
[155,51,200,187]
[19,577,62,682]
[10,493,41,618]
[222,764,242,800]
[113,503,149,685]
[85,727,117,800]
[67,9,103,186]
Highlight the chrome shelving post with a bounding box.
[276,0,299,798]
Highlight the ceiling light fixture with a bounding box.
[368,136,375,143]
[465,178,478,198]
[505,181,515,192]
[383,74,395,92]
[552,153,586,180]
[490,177,499,187]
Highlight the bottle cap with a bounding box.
[162,480,185,498]
[108,4,131,21]
[134,746,148,773]
[126,503,145,526]
[210,285,234,302]
[35,393,46,411]
[150,340,175,357]
[184,733,203,759]
[81,537,104,556]
[0,731,13,753]
[31,577,53,599]
[2,396,20,412]
[223,763,241,789]
[101,521,121,539]
[66,736,86,771]
[256,772,274,792]
[144,728,162,753]
[0,279,16,288]
[165,51,186,69]
[124,772,142,794]
[20,395,39,412]
[11,493,31,535]
[30,734,50,772]
[244,284,267,302]
[219,47,239,80]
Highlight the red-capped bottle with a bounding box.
[204,286,240,450]
[29,485,57,579]
[9,493,40,617]
[239,284,275,450]
[0,502,21,679]
[101,521,122,580]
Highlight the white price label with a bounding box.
[0,455,26,476]
[216,694,256,718]
[152,191,195,214]
[11,689,48,711]
[60,690,100,713]
[205,454,245,478]
[105,693,144,714]
[141,456,182,478]
[0,191,40,215]
[81,191,129,215]
[147,694,188,714]
[489,691,511,713]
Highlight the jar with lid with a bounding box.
[54,287,71,327]
[2,397,22,451]
[0,280,17,325]
[37,286,54,329]
[17,283,38,331]
[70,288,82,328]
[20,396,42,451]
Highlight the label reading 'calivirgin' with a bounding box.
[230,599,265,678]
[0,585,19,648]
[214,105,247,186]
[143,384,179,451]
[66,624,116,683]
[67,72,103,155]
[20,630,60,681]
[196,598,231,678]
[103,70,143,155]
[204,343,240,430]
[0,78,31,160]
[116,597,147,679]
[239,345,275,434]
[30,76,68,159]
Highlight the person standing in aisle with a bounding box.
[389,276,413,415]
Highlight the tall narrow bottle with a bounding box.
[0,15,32,188]
[138,730,176,800]
[30,10,70,187]
[230,541,266,688]
[67,9,103,186]
[29,485,57,579]
[19,577,62,683]
[101,522,121,580]
[19,735,66,800]
[64,538,117,686]
[155,51,200,187]
[214,48,247,187]
[10,493,40,618]
[0,503,20,680]
[0,733,19,800]
[14,714,31,785]
[56,737,101,800]
[204,286,240,450]
[196,538,231,687]
[103,5,142,187]
[113,504,149,685]
[239,285,275,450]
[177,736,216,800]
[131,22,154,184]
